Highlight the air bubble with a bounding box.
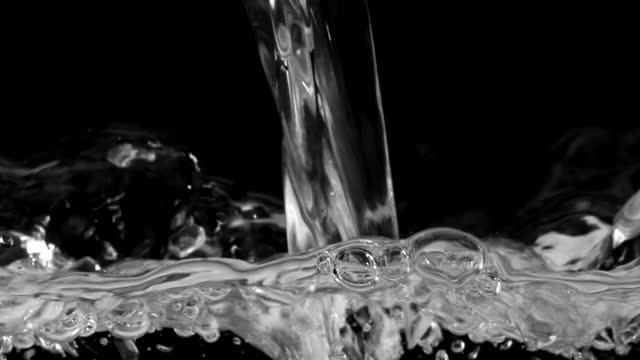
[410,228,486,287]
[202,329,220,343]
[451,339,465,353]
[110,300,150,339]
[81,314,97,337]
[60,305,83,330]
[435,349,449,360]
[174,327,196,338]
[381,245,410,281]
[331,241,379,292]
[183,306,198,318]
[499,339,513,350]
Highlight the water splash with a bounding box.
[2,126,640,360]
[1,227,640,359]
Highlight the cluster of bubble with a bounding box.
[0,286,246,358]
[312,227,640,359]
[1,226,640,359]
[314,236,411,292]
[315,228,493,294]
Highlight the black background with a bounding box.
[2,2,637,234]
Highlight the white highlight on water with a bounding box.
[1,228,639,359]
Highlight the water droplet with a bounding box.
[381,245,410,281]
[435,349,449,360]
[23,348,36,360]
[169,225,207,258]
[202,329,220,343]
[451,339,466,353]
[156,344,172,353]
[410,228,486,287]
[182,297,200,319]
[499,339,513,350]
[107,143,156,168]
[174,327,195,338]
[316,252,334,273]
[332,243,379,291]
[114,339,139,360]
[232,336,242,345]
[99,337,109,346]
[467,345,480,359]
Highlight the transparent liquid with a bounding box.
[1,132,639,360]
[2,0,640,359]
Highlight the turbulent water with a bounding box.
[2,0,640,359]
[1,131,639,360]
